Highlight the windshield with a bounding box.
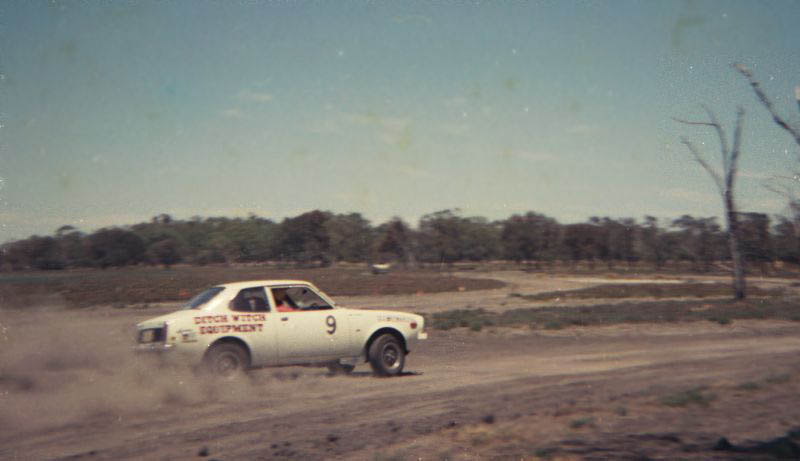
[182,287,224,310]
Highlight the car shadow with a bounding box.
[329,371,423,379]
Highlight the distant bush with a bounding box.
[660,387,715,407]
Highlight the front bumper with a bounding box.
[134,342,175,353]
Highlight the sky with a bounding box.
[2,0,800,243]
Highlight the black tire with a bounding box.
[368,334,405,376]
[204,343,249,379]
[326,362,356,375]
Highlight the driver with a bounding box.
[273,288,297,312]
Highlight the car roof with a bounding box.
[215,280,314,291]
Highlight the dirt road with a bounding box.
[1,272,799,459]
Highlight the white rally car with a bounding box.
[135,280,427,377]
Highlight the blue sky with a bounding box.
[2,0,800,242]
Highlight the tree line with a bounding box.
[1,209,797,272]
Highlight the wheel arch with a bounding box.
[203,336,253,367]
[364,327,407,357]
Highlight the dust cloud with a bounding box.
[0,308,326,435]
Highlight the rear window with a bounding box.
[182,287,224,310]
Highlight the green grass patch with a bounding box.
[736,382,761,391]
[568,417,595,429]
[427,297,800,330]
[533,447,557,458]
[470,432,490,446]
[543,321,564,330]
[765,373,793,385]
[514,282,783,302]
[660,386,715,407]
[431,308,495,331]
[708,315,732,325]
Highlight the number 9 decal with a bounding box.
[326,315,336,335]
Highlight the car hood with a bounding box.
[137,309,195,329]
[349,309,424,323]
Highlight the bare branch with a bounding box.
[672,116,715,127]
[680,137,725,196]
[771,172,800,181]
[734,63,800,150]
[701,105,731,172]
[763,180,796,200]
[762,171,800,201]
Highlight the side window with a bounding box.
[285,286,332,311]
[230,287,270,312]
[271,287,300,312]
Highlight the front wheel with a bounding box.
[204,343,249,379]
[368,334,405,377]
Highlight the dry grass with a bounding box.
[0,265,504,309]
[511,282,784,301]
[358,370,800,460]
[659,386,716,407]
[429,296,800,331]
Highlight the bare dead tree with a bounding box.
[674,106,746,299]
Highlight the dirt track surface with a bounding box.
[1,272,799,460]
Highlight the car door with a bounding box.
[227,286,278,366]
[271,285,350,363]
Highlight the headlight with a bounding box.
[137,323,167,343]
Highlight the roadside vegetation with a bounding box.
[3,206,799,309]
[0,265,504,309]
[512,282,784,302]
[2,209,796,279]
[428,286,799,331]
[659,386,716,407]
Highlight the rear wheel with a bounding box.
[204,343,249,379]
[368,334,405,377]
